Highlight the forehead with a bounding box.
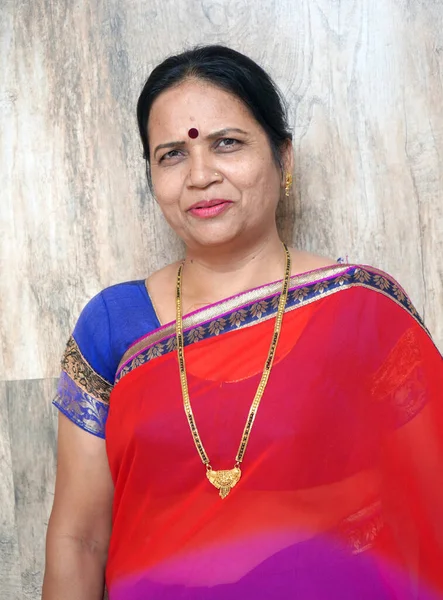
[148,79,258,138]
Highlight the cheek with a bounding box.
[151,168,184,208]
[229,156,280,197]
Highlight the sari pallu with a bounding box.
[105,265,443,600]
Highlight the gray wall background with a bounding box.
[1,1,442,598]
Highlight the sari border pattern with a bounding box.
[61,335,113,404]
[119,264,349,366]
[338,501,384,555]
[115,265,427,384]
[371,327,429,429]
[53,371,109,438]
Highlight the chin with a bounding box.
[187,227,244,249]
[180,217,241,247]
[192,234,239,249]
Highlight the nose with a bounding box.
[187,152,220,189]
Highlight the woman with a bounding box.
[43,45,443,599]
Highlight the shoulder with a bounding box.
[289,249,338,275]
[92,279,151,310]
[327,262,425,329]
[73,280,150,338]
[70,279,159,383]
[287,253,423,325]
[55,279,161,438]
[342,263,410,298]
[291,251,409,301]
[146,261,181,290]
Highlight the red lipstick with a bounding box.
[188,199,233,219]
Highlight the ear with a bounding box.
[281,139,294,179]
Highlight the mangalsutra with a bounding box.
[175,243,291,498]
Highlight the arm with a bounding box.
[42,413,114,600]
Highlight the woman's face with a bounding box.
[148,79,292,250]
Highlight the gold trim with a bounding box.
[117,265,431,377]
[343,500,382,524]
[53,389,108,438]
[62,336,113,404]
[370,327,429,425]
[340,501,384,555]
[120,264,349,368]
[347,282,423,326]
[371,328,421,400]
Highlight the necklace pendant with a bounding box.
[206,466,241,499]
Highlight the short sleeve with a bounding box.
[53,291,114,438]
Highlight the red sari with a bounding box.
[104,264,443,599]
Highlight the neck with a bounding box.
[181,231,286,306]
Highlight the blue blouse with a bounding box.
[53,280,160,438]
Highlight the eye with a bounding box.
[216,138,240,150]
[159,149,184,162]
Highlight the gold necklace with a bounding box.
[175,243,291,499]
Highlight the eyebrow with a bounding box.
[153,128,248,158]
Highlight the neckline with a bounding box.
[119,262,355,380]
[143,260,348,330]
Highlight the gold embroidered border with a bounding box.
[61,336,113,404]
[120,264,349,367]
[339,501,384,555]
[117,265,431,378]
[53,388,108,438]
[371,328,422,400]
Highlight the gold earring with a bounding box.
[285,173,293,197]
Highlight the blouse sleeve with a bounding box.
[53,291,114,439]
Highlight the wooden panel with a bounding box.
[288,0,443,349]
[1,2,442,599]
[5,379,58,599]
[403,2,443,346]
[1,0,442,382]
[0,382,23,600]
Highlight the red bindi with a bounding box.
[188,128,199,139]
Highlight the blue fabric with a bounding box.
[53,280,161,438]
[72,280,161,384]
[54,370,109,437]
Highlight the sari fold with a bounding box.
[102,265,443,599]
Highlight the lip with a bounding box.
[187,198,234,219]
[188,198,233,210]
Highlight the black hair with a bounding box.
[136,45,292,185]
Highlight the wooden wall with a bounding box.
[1,0,442,597]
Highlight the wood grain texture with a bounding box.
[1,0,442,381]
[4,379,58,599]
[1,4,442,597]
[0,382,23,600]
[288,0,443,347]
